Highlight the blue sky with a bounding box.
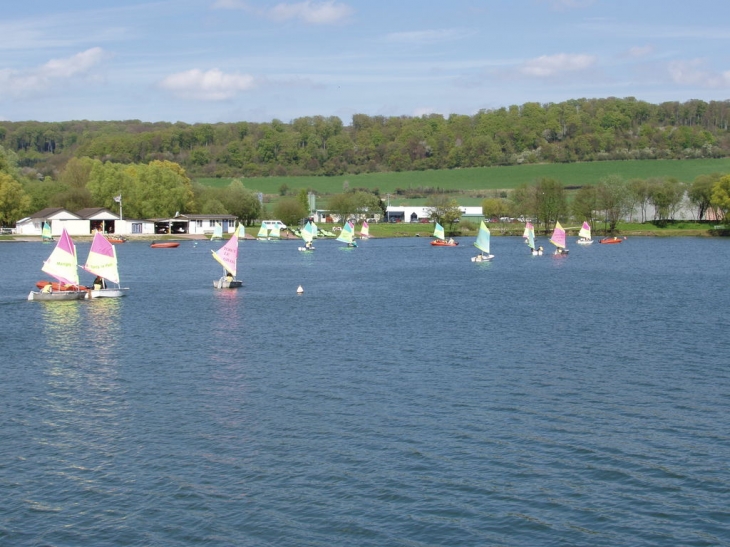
[2,0,729,124]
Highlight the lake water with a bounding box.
[1,235,729,546]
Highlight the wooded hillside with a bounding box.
[2,97,729,180]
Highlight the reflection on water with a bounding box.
[85,298,123,366]
[39,301,84,361]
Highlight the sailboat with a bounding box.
[237,223,247,239]
[522,221,543,255]
[29,228,89,301]
[576,221,593,245]
[471,221,494,262]
[212,229,242,288]
[311,220,319,239]
[82,231,129,298]
[211,223,223,240]
[336,220,357,247]
[359,220,370,240]
[550,221,569,255]
[298,221,316,251]
[431,222,458,246]
[256,224,269,240]
[42,221,54,242]
[268,224,281,239]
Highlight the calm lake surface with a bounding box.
[1,235,729,546]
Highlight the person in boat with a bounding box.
[93,276,106,289]
[305,241,313,249]
[447,238,454,245]
[41,283,52,293]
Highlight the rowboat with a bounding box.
[150,242,180,248]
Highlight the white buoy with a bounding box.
[297,285,304,294]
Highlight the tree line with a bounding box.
[480,173,730,235]
[2,97,730,181]
[2,141,729,231]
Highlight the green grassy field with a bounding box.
[198,158,730,199]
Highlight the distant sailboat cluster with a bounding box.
[28,218,604,301]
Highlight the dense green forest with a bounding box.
[2,97,730,180]
[3,96,730,230]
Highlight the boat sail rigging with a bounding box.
[212,228,242,288]
[82,231,129,298]
[549,221,569,255]
[471,221,494,262]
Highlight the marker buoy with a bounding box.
[297,285,304,294]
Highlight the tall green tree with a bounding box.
[688,173,721,220]
[710,175,730,222]
[597,175,633,231]
[648,177,685,221]
[629,178,652,223]
[534,178,567,233]
[220,179,262,226]
[571,184,598,225]
[273,197,308,227]
[0,172,31,225]
[425,194,462,230]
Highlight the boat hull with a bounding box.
[90,288,128,298]
[28,290,89,301]
[298,246,315,251]
[431,240,458,246]
[576,239,593,245]
[36,280,89,291]
[471,254,494,262]
[150,242,180,248]
[600,237,622,244]
[214,278,243,289]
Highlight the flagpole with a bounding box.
[115,193,123,221]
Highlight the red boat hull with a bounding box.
[600,237,623,244]
[36,280,89,291]
[431,240,458,246]
[150,242,180,248]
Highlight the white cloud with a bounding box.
[626,45,654,58]
[520,53,596,77]
[269,1,353,24]
[42,47,106,78]
[385,28,472,45]
[158,68,257,100]
[668,59,730,88]
[0,47,106,96]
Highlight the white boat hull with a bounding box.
[576,239,593,245]
[471,254,494,262]
[28,290,89,301]
[298,246,315,251]
[90,288,129,298]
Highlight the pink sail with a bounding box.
[549,221,566,249]
[41,228,80,286]
[82,231,120,284]
[212,233,239,277]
